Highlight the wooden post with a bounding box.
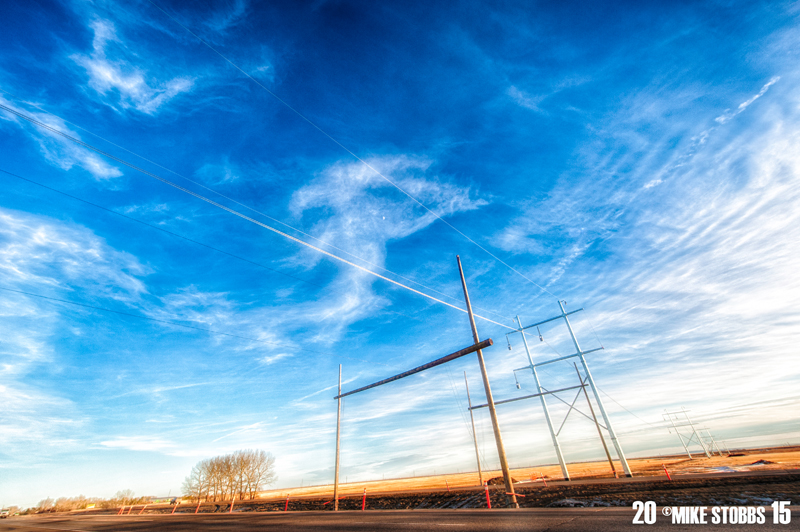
[333,365,342,511]
[457,256,518,508]
[464,371,484,487]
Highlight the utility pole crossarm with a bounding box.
[515,309,584,332]
[520,347,604,370]
[334,339,493,399]
[469,384,588,410]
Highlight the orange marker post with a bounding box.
[138,504,148,515]
[361,489,367,511]
[663,464,672,481]
[484,483,492,509]
[284,496,289,512]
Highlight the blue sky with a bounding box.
[2,0,799,508]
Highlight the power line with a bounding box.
[0,104,514,330]
[598,387,660,428]
[0,90,510,323]
[0,167,326,290]
[1,168,476,340]
[145,0,558,302]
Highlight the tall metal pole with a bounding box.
[574,363,617,476]
[516,316,570,481]
[683,409,711,458]
[559,300,633,477]
[457,256,518,508]
[464,371,484,487]
[665,413,693,459]
[702,429,723,456]
[333,365,342,511]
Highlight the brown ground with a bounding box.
[66,446,800,515]
[252,445,800,501]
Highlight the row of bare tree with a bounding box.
[34,490,147,512]
[181,449,276,501]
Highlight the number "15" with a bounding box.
[772,501,791,525]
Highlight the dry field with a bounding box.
[253,446,800,502]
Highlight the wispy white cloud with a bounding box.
[211,421,265,443]
[507,85,546,113]
[260,353,291,365]
[0,208,148,300]
[99,436,176,452]
[71,19,193,115]
[0,209,155,464]
[491,70,800,457]
[111,382,211,399]
[506,76,590,114]
[195,157,241,185]
[0,95,122,180]
[715,76,780,124]
[0,381,82,460]
[204,0,249,34]
[288,155,486,339]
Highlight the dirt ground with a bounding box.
[70,446,800,515]
[253,445,800,501]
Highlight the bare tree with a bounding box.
[181,466,205,502]
[182,449,277,501]
[249,450,277,499]
[37,498,54,512]
[115,489,136,506]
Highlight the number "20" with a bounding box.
[633,501,657,524]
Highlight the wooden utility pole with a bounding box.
[333,364,342,511]
[464,371,484,486]
[457,256,518,508]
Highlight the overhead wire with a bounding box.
[4,25,655,432]
[145,0,558,302]
[1,169,470,350]
[0,104,515,331]
[444,366,477,450]
[511,321,654,431]
[0,91,510,323]
[0,167,326,290]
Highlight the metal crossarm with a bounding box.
[516,308,584,332]
[513,347,604,371]
[469,384,587,410]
